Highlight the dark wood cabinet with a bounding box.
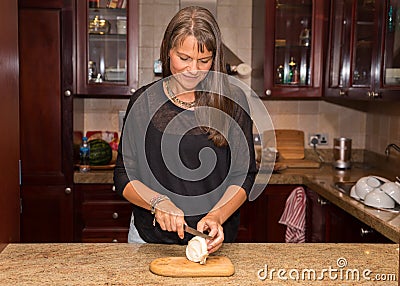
[19,0,74,242]
[76,0,139,97]
[306,189,392,243]
[20,186,74,242]
[0,0,20,245]
[252,0,329,98]
[236,185,293,242]
[74,184,131,243]
[325,0,400,101]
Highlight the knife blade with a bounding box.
[184,224,213,239]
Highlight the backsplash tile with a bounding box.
[365,102,400,155]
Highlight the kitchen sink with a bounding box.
[333,181,356,196]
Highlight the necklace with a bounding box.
[164,79,196,109]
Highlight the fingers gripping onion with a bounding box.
[186,236,209,265]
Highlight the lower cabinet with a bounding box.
[21,185,74,242]
[236,185,392,243]
[236,185,294,243]
[74,184,132,243]
[306,189,392,243]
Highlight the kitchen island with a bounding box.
[0,243,398,285]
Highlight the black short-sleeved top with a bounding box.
[113,79,257,244]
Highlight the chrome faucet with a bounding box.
[385,143,400,157]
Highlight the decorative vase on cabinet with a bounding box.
[77,0,138,97]
[252,0,329,98]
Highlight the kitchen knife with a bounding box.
[184,224,213,239]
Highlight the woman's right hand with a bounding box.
[154,200,186,239]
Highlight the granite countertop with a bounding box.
[74,163,400,243]
[0,243,398,285]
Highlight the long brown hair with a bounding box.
[160,6,234,147]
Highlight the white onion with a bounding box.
[186,236,209,265]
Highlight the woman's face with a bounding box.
[169,35,213,92]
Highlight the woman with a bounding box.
[114,6,256,254]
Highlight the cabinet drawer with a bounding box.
[82,228,128,243]
[78,184,124,201]
[82,201,131,227]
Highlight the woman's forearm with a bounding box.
[122,180,160,210]
[206,185,247,225]
[123,180,247,225]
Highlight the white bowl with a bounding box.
[371,176,390,184]
[364,188,395,209]
[381,182,400,204]
[355,176,381,200]
[350,186,360,200]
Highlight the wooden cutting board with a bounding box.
[149,256,235,277]
[279,159,320,168]
[275,129,305,160]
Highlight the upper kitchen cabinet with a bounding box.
[76,0,138,97]
[381,0,400,99]
[252,0,329,98]
[325,0,400,100]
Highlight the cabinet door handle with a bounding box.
[265,89,272,96]
[317,197,327,205]
[65,187,72,195]
[130,88,136,94]
[64,90,72,97]
[360,228,373,237]
[112,185,116,192]
[371,92,380,98]
[112,239,118,243]
[367,91,380,98]
[339,90,346,96]
[112,212,119,219]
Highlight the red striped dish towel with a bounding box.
[279,186,306,243]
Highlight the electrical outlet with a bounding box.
[319,134,328,145]
[309,133,329,146]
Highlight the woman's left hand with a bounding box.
[197,215,224,254]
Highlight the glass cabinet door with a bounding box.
[274,1,312,87]
[326,0,379,99]
[384,0,400,88]
[352,0,376,88]
[77,0,138,96]
[261,0,328,98]
[326,0,348,90]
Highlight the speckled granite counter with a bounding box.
[74,163,400,243]
[0,243,398,285]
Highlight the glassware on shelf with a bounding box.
[299,18,311,46]
[288,57,297,84]
[116,16,127,35]
[88,61,97,82]
[300,62,308,85]
[276,65,284,84]
[88,15,111,35]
